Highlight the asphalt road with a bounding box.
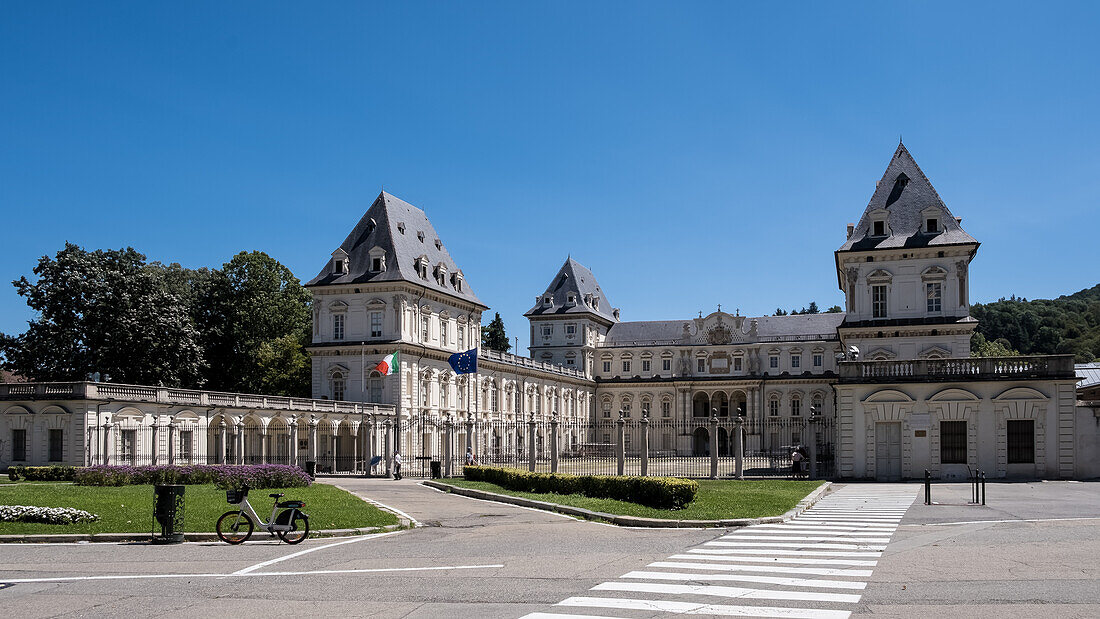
[1,478,1097,618]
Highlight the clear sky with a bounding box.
[2,2,1098,354]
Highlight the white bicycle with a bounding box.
[216,486,310,545]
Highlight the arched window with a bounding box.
[768,396,780,417]
[490,384,499,412]
[368,371,383,403]
[812,393,824,414]
[790,395,802,417]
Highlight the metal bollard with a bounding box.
[924,469,931,505]
[981,470,986,506]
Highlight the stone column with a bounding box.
[616,413,625,476]
[465,417,474,461]
[640,415,649,477]
[150,418,160,466]
[808,414,819,480]
[550,414,560,474]
[260,428,269,465]
[168,419,177,466]
[709,414,719,479]
[102,421,112,465]
[352,427,360,473]
[527,414,537,472]
[289,418,299,468]
[734,417,744,480]
[364,417,374,475]
[235,421,244,465]
[384,419,393,477]
[331,434,338,473]
[308,416,318,468]
[218,419,226,464]
[444,418,453,477]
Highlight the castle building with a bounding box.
[303,143,1092,480]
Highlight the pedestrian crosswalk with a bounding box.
[521,484,917,619]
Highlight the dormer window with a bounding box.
[434,239,442,250]
[567,293,577,305]
[417,231,425,242]
[592,296,600,310]
[873,220,886,236]
[451,272,464,292]
[397,222,405,234]
[371,257,383,272]
[415,256,428,279]
[543,294,553,307]
[434,263,448,286]
[334,259,346,274]
[926,218,939,233]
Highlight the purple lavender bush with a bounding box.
[74,465,311,489]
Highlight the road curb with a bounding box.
[0,523,405,544]
[422,479,833,528]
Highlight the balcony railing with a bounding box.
[478,349,588,379]
[0,381,396,415]
[839,355,1076,382]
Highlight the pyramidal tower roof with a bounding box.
[525,257,618,324]
[837,142,979,252]
[306,191,486,308]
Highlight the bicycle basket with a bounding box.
[226,489,248,504]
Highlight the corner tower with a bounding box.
[525,257,619,375]
[835,143,980,361]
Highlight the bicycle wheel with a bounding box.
[216,511,254,544]
[277,512,309,545]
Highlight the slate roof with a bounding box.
[305,192,485,307]
[604,313,845,345]
[837,143,979,252]
[525,257,618,323]
[1077,362,1100,390]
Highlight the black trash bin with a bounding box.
[152,484,185,544]
[430,460,442,479]
[305,461,316,479]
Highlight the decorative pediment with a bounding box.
[921,265,948,280]
[692,310,750,345]
[328,300,349,312]
[865,347,896,360]
[867,269,893,283]
[919,345,951,359]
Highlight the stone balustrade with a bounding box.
[838,354,1077,382]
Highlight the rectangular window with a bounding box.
[734,357,742,371]
[791,399,801,416]
[565,324,576,335]
[813,354,823,367]
[622,361,631,373]
[872,284,888,318]
[1007,420,1035,464]
[602,361,611,373]
[769,356,778,369]
[370,312,383,338]
[926,218,938,233]
[541,325,552,337]
[873,220,885,236]
[440,320,448,346]
[768,400,779,417]
[697,358,706,373]
[121,429,136,465]
[642,360,651,372]
[371,256,382,272]
[458,325,465,349]
[602,432,611,444]
[663,359,672,372]
[422,317,430,342]
[48,429,63,462]
[940,420,967,464]
[641,402,650,417]
[333,314,345,340]
[179,430,193,461]
[661,401,671,418]
[12,428,26,461]
[927,282,942,313]
[490,387,498,412]
[791,355,801,369]
[622,403,631,417]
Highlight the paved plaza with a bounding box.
[1,479,1098,618]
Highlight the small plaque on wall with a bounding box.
[910,413,930,430]
[914,430,927,438]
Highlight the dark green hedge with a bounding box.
[7,465,77,482]
[463,466,697,509]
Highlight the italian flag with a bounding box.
[374,351,400,375]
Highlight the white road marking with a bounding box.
[689,548,881,558]
[592,581,862,603]
[650,561,873,577]
[231,529,402,575]
[723,533,892,541]
[0,563,503,584]
[334,484,421,527]
[622,570,868,590]
[670,554,877,566]
[705,541,886,550]
[557,596,852,618]
[923,516,1100,526]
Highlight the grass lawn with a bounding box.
[0,482,399,535]
[445,478,824,520]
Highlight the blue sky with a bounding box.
[2,2,1098,353]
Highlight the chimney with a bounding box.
[955,217,962,225]
[846,223,855,239]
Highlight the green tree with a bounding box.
[481,312,511,352]
[825,305,843,313]
[774,308,788,316]
[970,332,1020,357]
[0,243,204,386]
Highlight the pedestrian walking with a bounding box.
[392,450,402,480]
[465,447,475,466]
[791,447,804,479]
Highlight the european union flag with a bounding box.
[448,348,478,374]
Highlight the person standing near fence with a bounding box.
[393,450,402,480]
[791,447,804,479]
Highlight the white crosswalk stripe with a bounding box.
[520,484,918,619]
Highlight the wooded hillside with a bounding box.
[971,284,1100,362]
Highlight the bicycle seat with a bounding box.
[269,493,285,499]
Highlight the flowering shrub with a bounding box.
[463,465,698,509]
[74,465,311,489]
[0,505,100,524]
